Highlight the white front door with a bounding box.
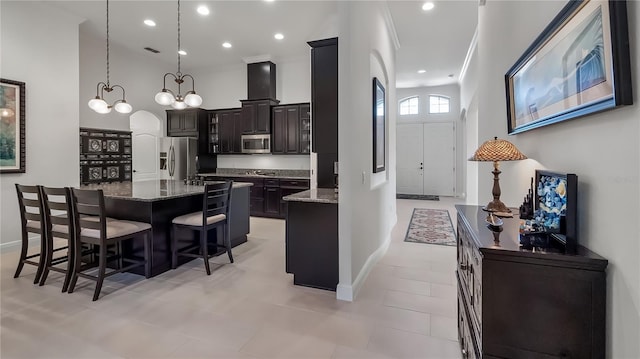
[396,122,456,196]
[130,111,161,181]
[423,122,455,196]
[396,124,424,194]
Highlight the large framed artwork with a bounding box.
[373,77,385,173]
[505,0,632,135]
[0,78,26,173]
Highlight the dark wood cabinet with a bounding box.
[241,99,279,135]
[200,175,308,218]
[299,104,311,154]
[285,199,338,290]
[167,109,204,137]
[308,38,338,187]
[271,103,310,155]
[79,128,132,185]
[264,180,281,216]
[210,109,243,154]
[456,205,607,359]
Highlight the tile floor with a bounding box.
[1,198,463,359]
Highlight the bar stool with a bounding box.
[67,188,152,301]
[171,181,234,275]
[14,184,46,284]
[38,186,75,292]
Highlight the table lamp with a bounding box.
[469,137,527,213]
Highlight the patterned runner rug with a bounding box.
[396,194,439,201]
[404,208,456,246]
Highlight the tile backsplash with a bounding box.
[216,154,310,170]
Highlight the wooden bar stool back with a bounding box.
[14,184,46,284]
[68,188,152,301]
[172,181,234,275]
[38,186,75,292]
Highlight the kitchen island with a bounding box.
[283,188,338,291]
[81,180,251,277]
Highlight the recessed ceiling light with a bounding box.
[422,2,435,11]
[264,0,275,2]
[418,69,426,74]
[197,5,210,15]
[274,33,284,40]
[222,42,232,48]
[144,19,156,27]
[178,50,187,55]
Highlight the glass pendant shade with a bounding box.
[184,93,202,107]
[95,105,112,114]
[155,91,175,106]
[115,101,133,114]
[171,100,187,110]
[88,97,107,111]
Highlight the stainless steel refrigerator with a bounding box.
[159,137,198,181]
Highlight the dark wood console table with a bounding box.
[455,205,607,358]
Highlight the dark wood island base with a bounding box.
[83,180,251,277]
[284,188,338,291]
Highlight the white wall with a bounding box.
[460,41,479,203]
[216,155,309,170]
[475,1,640,357]
[80,23,170,132]
[0,1,82,246]
[336,1,397,301]
[396,84,463,196]
[191,55,311,109]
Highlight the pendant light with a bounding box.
[155,0,203,109]
[88,0,132,114]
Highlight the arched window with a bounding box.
[429,95,450,114]
[399,96,419,115]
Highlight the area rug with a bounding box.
[404,208,456,246]
[396,194,439,201]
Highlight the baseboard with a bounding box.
[0,235,39,253]
[336,214,396,302]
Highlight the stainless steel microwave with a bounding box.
[241,134,271,154]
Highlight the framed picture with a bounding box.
[505,0,632,135]
[0,78,26,173]
[373,77,385,173]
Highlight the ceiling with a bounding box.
[49,0,477,88]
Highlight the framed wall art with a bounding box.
[373,77,386,173]
[505,0,632,135]
[0,78,26,173]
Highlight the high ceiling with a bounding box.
[389,0,477,88]
[48,0,477,88]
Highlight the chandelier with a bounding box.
[87,0,132,114]
[155,0,202,109]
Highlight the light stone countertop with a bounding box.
[81,180,252,202]
[199,172,310,180]
[282,188,338,204]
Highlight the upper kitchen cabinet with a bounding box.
[210,108,243,154]
[272,103,311,155]
[241,99,279,135]
[309,38,338,188]
[166,109,206,137]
